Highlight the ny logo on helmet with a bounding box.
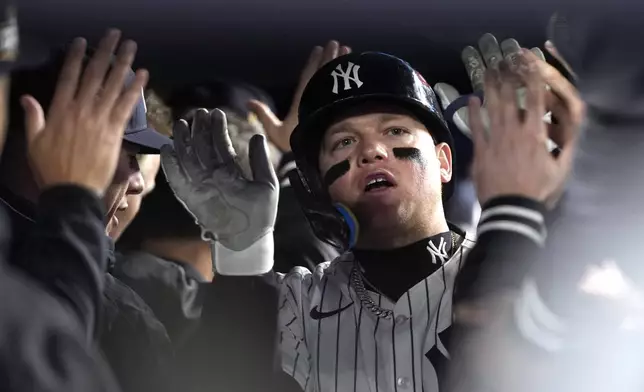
[330,62,363,94]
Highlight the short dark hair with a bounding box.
[116,169,203,251]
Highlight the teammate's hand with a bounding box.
[248,40,351,153]
[161,108,279,253]
[21,30,149,196]
[531,49,584,208]
[434,34,549,141]
[470,50,582,207]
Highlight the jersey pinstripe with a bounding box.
[276,234,475,392]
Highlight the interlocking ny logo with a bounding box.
[330,62,363,94]
[427,237,449,265]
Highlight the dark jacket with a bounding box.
[0,185,174,392]
[112,251,205,346]
[112,250,301,392]
[3,185,109,340]
[0,185,120,391]
[99,269,174,392]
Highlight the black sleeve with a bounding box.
[17,185,108,340]
[454,195,597,321]
[446,197,554,392]
[179,275,302,392]
[0,265,121,392]
[0,204,119,392]
[454,196,548,303]
[450,196,580,355]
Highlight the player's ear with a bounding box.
[436,142,452,184]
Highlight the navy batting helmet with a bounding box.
[289,51,456,250]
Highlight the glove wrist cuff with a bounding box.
[213,231,275,276]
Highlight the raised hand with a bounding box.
[161,109,279,274]
[247,40,351,153]
[21,29,149,196]
[469,50,582,208]
[434,33,546,139]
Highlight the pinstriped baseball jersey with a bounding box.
[277,233,475,392]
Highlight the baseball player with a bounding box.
[160,46,559,390]
[162,48,477,390]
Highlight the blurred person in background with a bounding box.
[114,87,210,341]
[111,89,213,390]
[0,17,150,391]
[2,31,177,392]
[448,10,644,392]
[443,34,586,392]
[144,88,174,136]
[1,40,171,251]
[114,165,215,391]
[170,78,282,170]
[115,165,213,340]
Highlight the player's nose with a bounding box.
[357,140,389,166]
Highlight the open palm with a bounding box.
[161,108,279,252]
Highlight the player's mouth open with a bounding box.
[363,171,397,193]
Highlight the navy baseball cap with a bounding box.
[8,43,172,153]
[122,71,172,153]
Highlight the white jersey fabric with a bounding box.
[275,233,475,392]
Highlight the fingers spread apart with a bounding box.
[515,51,547,128]
[209,109,238,165]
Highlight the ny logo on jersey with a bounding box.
[427,237,449,265]
[330,62,363,94]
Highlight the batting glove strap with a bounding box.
[477,196,547,247]
[212,230,275,276]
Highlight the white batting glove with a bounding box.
[161,109,279,276]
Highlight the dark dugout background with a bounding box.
[17,0,560,168]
